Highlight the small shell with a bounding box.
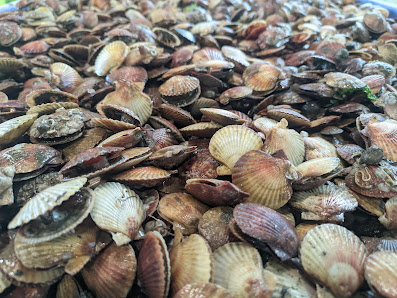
[180,122,223,138]
[137,231,171,298]
[50,62,83,92]
[365,120,397,162]
[19,40,50,55]
[213,242,268,298]
[364,251,397,297]
[243,63,282,92]
[290,184,358,221]
[252,117,278,135]
[159,75,201,107]
[82,243,136,298]
[170,234,214,295]
[97,128,142,148]
[94,41,129,76]
[323,72,366,90]
[25,89,78,108]
[363,12,389,34]
[92,182,145,245]
[158,104,196,127]
[8,177,87,229]
[209,125,263,170]
[97,103,141,127]
[262,118,305,166]
[106,66,148,85]
[0,113,38,146]
[91,118,138,131]
[300,224,367,297]
[379,196,397,229]
[147,145,196,169]
[113,166,172,188]
[296,157,340,178]
[27,102,79,116]
[174,283,233,298]
[336,144,364,164]
[200,108,247,125]
[218,86,253,105]
[234,203,299,260]
[232,150,301,209]
[112,147,152,173]
[158,193,209,234]
[192,48,224,64]
[0,272,11,294]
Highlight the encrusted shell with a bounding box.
[91,182,145,245]
[94,41,130,76]
[209,125,263,171]
[300,224,368,297]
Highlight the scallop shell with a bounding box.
[8,177,87,229]
[27,102,79,116]
[364,251,397,298]
[296,157,340,178]
[158,104,196,127]
[192,47,224,64]
[323,72,366,90]
[112,147,152,173]
[300,224,367,297]
[91,118,138,131]
[290,184,358,221]
[232,150,300,209]
[170,234,213,295]
[56,275,82,298]
[252,117,278,135]
[0,272,11,294]
[0,113,38,146]
[82,243,136,298]
[91,182,145,245]
[213,242,268,298]
[97,103,141,126]
[158,75,201,107]
[180,122,223,138]
[262,118,305,166]
[50,62,83,92]
[234,203,299,260]
[175,283,233,298]
[209,125,263,170]
[243,63,281,92]
[379,196,397,230]
[25,89,78,108]
[158,192,209,235]
[94,41,129,76]
[113,166,172,188]
[365,120,397,162]
[267,108,310,127]
[106,66,148,85]
[137,231,171,298]
[97,128,142,148]
[336,144,364,164]
[200,108,247,125]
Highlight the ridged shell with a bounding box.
[91,182,145,245]
[137,231,171,298]
[364,251,397,297]
[175,283,233,298]
[97,128,142,148]
[232,150,299,209]
[0,113,38,146]
[0,272,11,294]
[296,157,340,178]
[336,144,364,164]
[91,118,138,131]
[56,275,82,298]
[201,108,247,125]
[158,104,196,127]
[180,122,223,138]
[243,63,281,92]
[262,118,305,166]
[252,117,278,135]
[50,62,83,92]
[27,102,79,116]
[106,66,148,85]
[209,125,263,170]
[170,234,213,295]
[365,120,397,162]
[82,243,136,298]
[113,166,172,188]
[234,203,299,260]
[290,184,358,221]
[25,89,78,108]
[8,177,87,229]
[324,72,366,90]
[159,75,200,107]
[192,48,224,64]
[213,242,268,298]
[379,196,397,229]
[94,41,129,76]
[300,224,367,297]
[267,108,310,128]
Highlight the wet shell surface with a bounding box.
[365,120,397,162]
[113,166,172,188]
[232,150,300,209]
[159,75,201,107]
[82,243,136,298]
[243,63,282,92]
[209,125,263,170]
[300,224,368,297]
[0,113,38,146]
[137,231,171,298]
[50,62,83,92]
[94,41,130,76]
[174,283,233,298]
[92,182,145,245]
[170,234,213,295]
[364,251,397,298]
[213,242,268,298]
[8,177,87,229]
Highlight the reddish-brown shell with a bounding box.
[234,203,299,260]
[113,166,172,188]
[158,75,201,107]
[243,63,282,92]
[106,66,148,85]
[19,40,50,55]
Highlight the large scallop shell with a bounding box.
[290,183,358,221]
[8,177,87,229]
[232,150,300,209]
[91,182,145,245]
[0,113,38,146]
[300,224,368,297]
[364,251,397,297]
[213,242,268,298]
[137,231,171,298]
[94,41,129,76]
[82,243,136,298]
[170,234,213,295]
[209,125,262,171]
[365,119,397,162]
[262,118,305,166]
[175,283,233,298]
[302,133,339,161]
[234,203,299,260]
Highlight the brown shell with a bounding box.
[234,203,299,260]
[243,63,282,92]
[180,122,223,138]
[147,145,196,169]
[158,104,196,127]
[106,66,148,85]
[97,103,142,126]
[174,283,233,298]
[267,108,310,127]
[192,48,225,64]
[158,75,201,107]
[91,118,138,131]
[148,116,185,142]
[98,128,142,148]
[0,21,22,47]
[25,89,78,108]
[19,40,50,55]
[113,166,172,188]
[50,62,83,92]
[379,196,397,229]
[365,120,397,162]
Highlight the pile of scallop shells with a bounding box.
[0,0,397,296]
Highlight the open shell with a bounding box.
[170,234,213,295]
[50,62,83,92]
[91,182,145,245]
[159,75,201,107]
[300,224,368,297]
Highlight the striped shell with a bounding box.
[94,41,129,76]
[243,63,282,92]
[0,113,38,146]
[365,120,397,162]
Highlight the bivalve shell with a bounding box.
[113,166,172,188]
[243,63,282,93]
[0,113,38,146]
[94,41,129,76]
[159,75,201,107]
[379,196,397,229]
[175,283,233,298]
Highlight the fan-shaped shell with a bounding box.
[323,72,366,90]
[25,89,78,108]
[170,234,213,295]
[50,62,83,92]
[243,63,282,92]
[92,182,145,245]
[364,251,397,297]
[27,102,79,116]
[379,196,397,230]
[213,242,268,298]
[209,125,263,170]
[175,283,233,298]
[296,157,340,178]
[8,177,87,229]
[365,120,397,162]
[137,231,171,298]
[300,224,368,297]
[201,108,247,125]
[232,150,300,209]
[303,134,339,161]
[158,75,200,107]
[0,113,38,146]
[180,122,223,138]
[94,41,129,76]
[113,166,172,188]
[82,243,136,298]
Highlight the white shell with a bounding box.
[95,41,129,76]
